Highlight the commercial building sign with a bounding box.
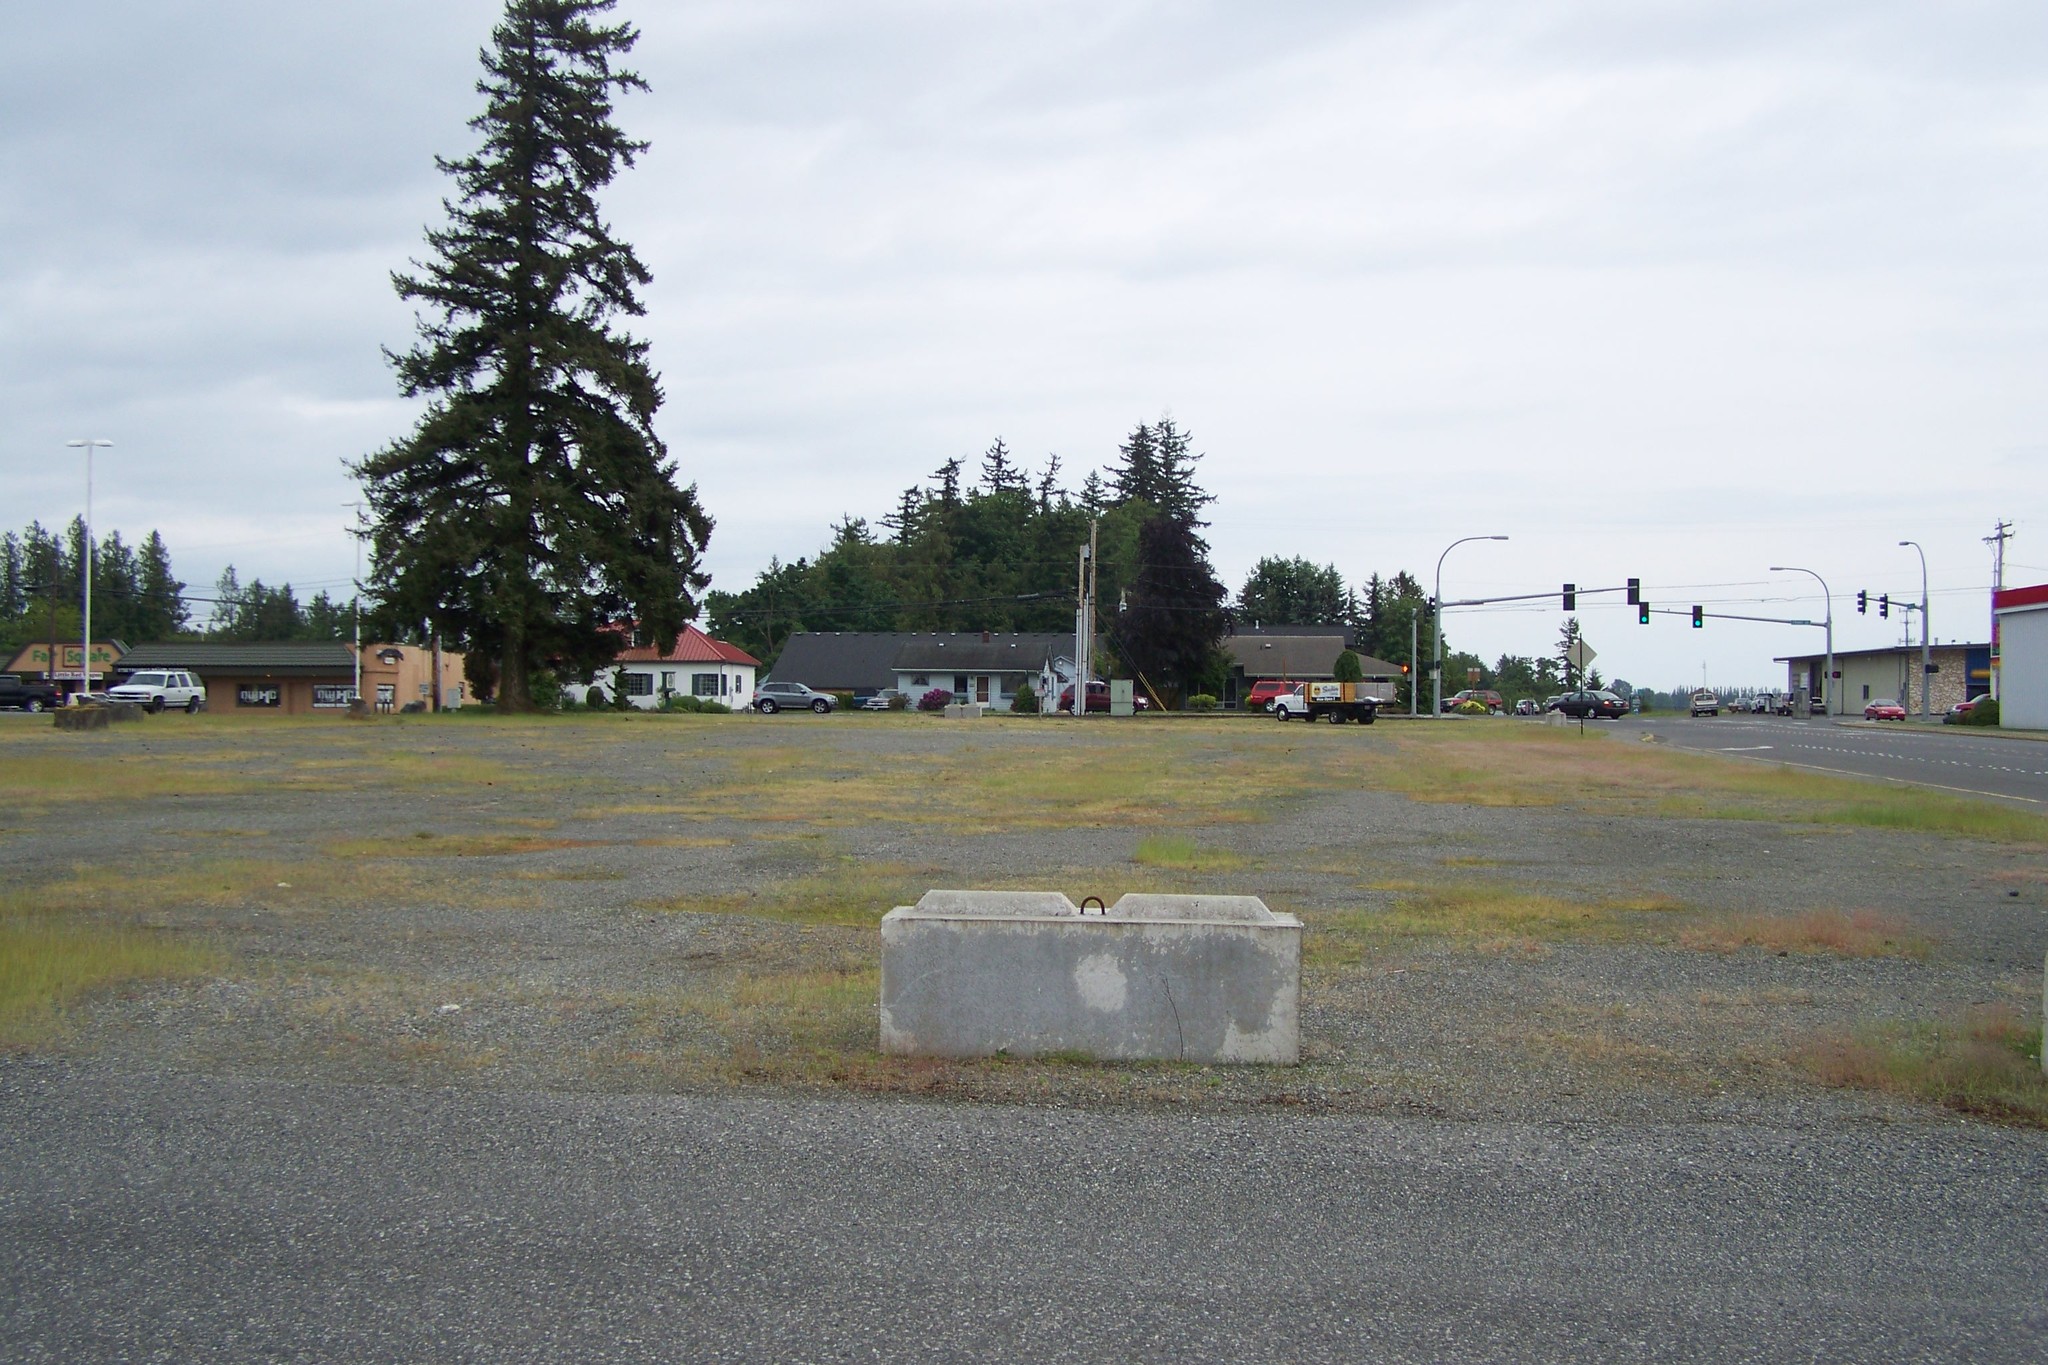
[237,684,282,708]
[312,685,355,709]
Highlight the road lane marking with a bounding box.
[1718,745,1774,752]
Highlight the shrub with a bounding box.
[886,691,909,711]
[660,694,703,713]
[696,700,731,714]
[830,691,856,712]
[1011,681,1039,714]
[1962,697,2000,727]
[1185,693,1218,711]
[1332,651,1363,684]
[918,688,953,712]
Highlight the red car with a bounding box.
[1864,699,1907,721]
[1244,679,1303,711]
[1057,681,1150,713]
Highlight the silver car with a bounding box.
[753,681,836,714]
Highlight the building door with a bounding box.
[976,676,990,703]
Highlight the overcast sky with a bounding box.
[5,1,2044,691]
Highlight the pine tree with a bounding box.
[1117,514,1227,705]
[351,0,711,711]
[980,438,1024,495]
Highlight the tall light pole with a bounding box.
[1892,540,1925,720]
[345,502,366,701]
[65,439,113,701]
[1770,565,1834,716]
[1434,535,1509,718]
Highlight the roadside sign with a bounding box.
[1566,639,1596,671]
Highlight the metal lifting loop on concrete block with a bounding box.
[1080,896,1106,915]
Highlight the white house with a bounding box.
[1994,583,2048,729]
[565,624,760,710]
[889,632,1082,712]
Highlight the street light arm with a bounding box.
[1769,565,1835,716]
[1432,535,1509,719]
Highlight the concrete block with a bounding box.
[942,702,986,719]
[880,890,1300,1064]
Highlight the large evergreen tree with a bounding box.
[352,0,711,711]
[1116,515,1227,705]
[1237,556,1348,626]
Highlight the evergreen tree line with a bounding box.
[0,519,356,657]
[706,417,1231,700]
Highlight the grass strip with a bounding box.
[0,896,222,1044]
[1804,1007,2048,1126]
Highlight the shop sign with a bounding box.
[312,685,355,709]
[238,684,282,708]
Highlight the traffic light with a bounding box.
[1691,605,1704,628]
[1562,583,1576,611]
[1638,601,1651,625]
[1626,577,1640,606]
[1879,594,1889,619]
[1400,662,1410,676]
[1857,590,1868,614]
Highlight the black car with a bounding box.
[1553,689,1630,720]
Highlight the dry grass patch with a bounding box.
[26,854,536,915]
[0,892,224,1045]
[1681,909,1931,958]
[1307,883,1690,962]
[1804,1006,2048,1126]
[0,748,263,802]
[321,832,611,859]
[639,860,938,927]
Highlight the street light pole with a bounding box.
[1433,535,1509,719]
[1900,540,1930,722]
[1770,565,1834,716]
[65,439,113,701]
[345,502,366,702]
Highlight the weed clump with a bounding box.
[1804,1007,2047,1126]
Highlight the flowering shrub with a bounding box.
[918,688,954,712]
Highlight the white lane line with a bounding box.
[1708,752,2044,805]
[1718,745,1774,752]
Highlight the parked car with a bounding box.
[1513,698,1540,716]
[1244,679,1303,712]
[107,669,206,713]
[859,689,908,711]
[752,681,835,714]
[1690,689,1720,718]
[1864,698,1907,721]
[1750,695,1771,714]
[1442,688,1505,714]
[1554,689,1630,720]
[1944,694,1991,723]
[1057,681,1150,714]
[0,673,61,713]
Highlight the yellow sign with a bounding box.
[3,641,122,679]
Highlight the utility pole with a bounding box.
[1408,611,1417,716]
[1986,520,2013,699]
[1073,519,1097,717]
[345,501,365,703]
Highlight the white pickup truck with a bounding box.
[1272,681,1379,725]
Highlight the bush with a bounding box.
[918,688,953,712]
[1962,697,2000,727]
[886,691,909,711]
[1185,693,1218,711]
[830,691,856,712]
[1332,651,1363,684]
[696,700,731,714]
[1011,681,1040,714]
[660,694,703,713]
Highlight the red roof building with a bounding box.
[567,624,761,709]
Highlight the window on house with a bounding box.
[623,672,654,697]
[693,673,719,696]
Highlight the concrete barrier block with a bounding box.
[942,702,986,719]
[880,890,1300,1064]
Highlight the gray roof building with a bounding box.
[114,641,360,676]
[1223,633,1397,681]
[767,632,914,692]
[889,632,1073,674]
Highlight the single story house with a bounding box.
[766,632,908,695]
[888,632,1081,711]
[1993,584,2046,728]
[111,640,467,714]
[1220,630,1400,708]
[565,624,760,710]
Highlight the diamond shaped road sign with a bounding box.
[1566,638,1596,671]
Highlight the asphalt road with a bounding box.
[4,1062,2045,1363]
[1627,714,2048,806]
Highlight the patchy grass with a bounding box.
[0,893,223,1044]
[1681,909,1932,958]
[638,860,938,927]
[1306,884,1690,962]
[0,749,261,802]
[1132,835,1249,872]
[321,832,611,859]
[24,854,538,914]
[1804,1007,2048,1126]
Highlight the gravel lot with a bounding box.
[4,710,2045,1124]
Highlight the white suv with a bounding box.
[109,669,207,713]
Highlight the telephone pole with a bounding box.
[1986,520,2013,699]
